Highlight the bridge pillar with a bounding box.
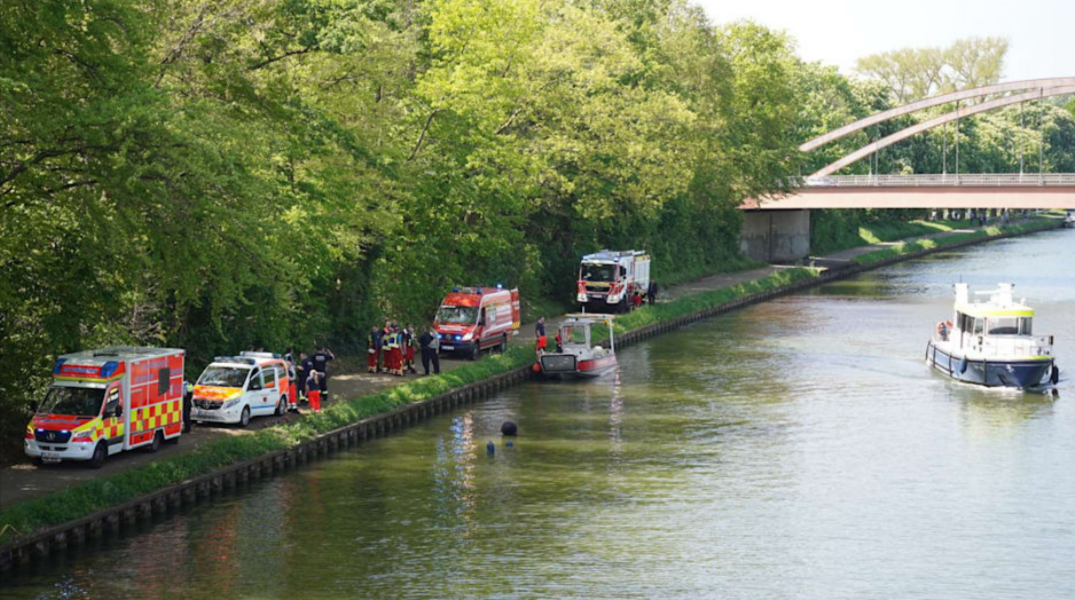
[739,209,811,263]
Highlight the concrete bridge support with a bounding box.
[740,209,811,263]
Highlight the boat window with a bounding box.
[1019,317,1033,335]
[987,317,1019,335]
[972,318,984,335]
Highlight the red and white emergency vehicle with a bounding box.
[434,286,521,359]
[190,351,291,427]
[25,346,186,468]
[576,250,651,313]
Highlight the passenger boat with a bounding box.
[539,314,617,379]
[926,283,1059,388]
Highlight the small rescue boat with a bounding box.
[926,283,1059,389]
[539,314,617,379]
[1063,210,1074,229]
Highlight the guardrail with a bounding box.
[797,174,1075,188]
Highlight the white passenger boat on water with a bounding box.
[539,314,617,379]
[926,283,1059,388]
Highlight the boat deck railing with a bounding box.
[962,334,1054,358]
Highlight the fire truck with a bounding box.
[576,250,651,313]
[434,286,521,359]
[25,346,186,468]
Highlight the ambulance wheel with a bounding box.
[500,335,508,352]
[275,397,286,417]
[88,442,108,469]
[147,430,163,453]
[239,406,251,428]
[469,346,479,361]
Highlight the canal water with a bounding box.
[3,230,1073,599]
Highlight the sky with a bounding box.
[696,0,1075,81]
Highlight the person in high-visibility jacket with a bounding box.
[383,326,398,376]
[403,324,417,374]
[389,326,404,377]
[368,326,383,373]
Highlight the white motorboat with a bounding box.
[925,283,1059,388]
[539,314,617,379]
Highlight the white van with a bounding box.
[190,352,291,427]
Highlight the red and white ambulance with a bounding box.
[434,286,521,359]
[25,346,186,468]
[190,351,291,427]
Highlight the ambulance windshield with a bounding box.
[38,386,105,417]
[581,263,616,282]
[198,366,250,388]
[438,306,478,324]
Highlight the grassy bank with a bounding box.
[0,267,817,542]
[852,218,1059,265]
[811,213,972,256]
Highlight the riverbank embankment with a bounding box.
[0,216,1062,570]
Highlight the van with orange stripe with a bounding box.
[25,346,186,468]
[190,352,291,427]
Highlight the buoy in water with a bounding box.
[501,421,518,436]
[486,441,495,455]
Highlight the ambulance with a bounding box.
[434,286,521,359]
[190,351,291,427]
[25,346,186,468]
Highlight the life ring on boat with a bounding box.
[1051,364,1060,385]
[958,357,968,374]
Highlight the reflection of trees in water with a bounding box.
[431,413,476,533]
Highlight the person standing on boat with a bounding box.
[535,317,547,355]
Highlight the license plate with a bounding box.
[441,345,453,351]
[41,451,61,460]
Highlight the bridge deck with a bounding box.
[743,175,1075,210]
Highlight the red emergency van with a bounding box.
[434,286,521,359]
[25,346,186,468]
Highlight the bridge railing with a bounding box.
[797,173,1075,188]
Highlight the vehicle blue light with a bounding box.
[52,358,67,374]
[100,361,120,378]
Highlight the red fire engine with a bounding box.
[576,250,651,313]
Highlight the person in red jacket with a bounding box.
[368,326,382,373]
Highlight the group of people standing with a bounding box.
[368,322,443,377]
[287,346,336,409]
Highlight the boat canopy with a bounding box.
[954,303,1034,318]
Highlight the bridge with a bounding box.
[740,174,1075,210]
[739,78,1075,262]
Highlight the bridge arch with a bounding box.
[800,77,1075,152]
[812,85,1075,177]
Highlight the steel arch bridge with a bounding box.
[744,77,1075,211]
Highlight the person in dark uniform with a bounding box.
[419,326,440,375]
[298,352,312,402]
[182,380,194,433]
[311,346,334,399]
[647,280,658,305]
